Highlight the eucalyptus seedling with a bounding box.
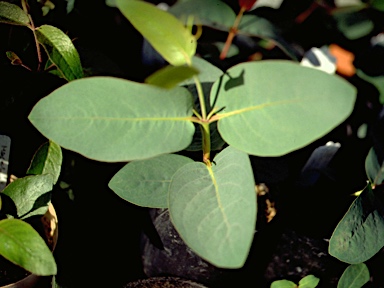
[28,0,356,268]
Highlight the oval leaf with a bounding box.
[337,263,370,288]
[145,65,199,89]
[329,184,384,263]
[0,219,56,275]
[0,2,29,26]
[270,280,297,288]
[169,146,256,268]
[117,0,196,66]
[28,77,195,162]
[36,24,83,81]
[365,147,384,186]
[2,174,53,219]
[211,60,356,156]
[109,154,193,208]
[299,275,320,288]
[27,141,62,185]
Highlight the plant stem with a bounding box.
[22,0,42,70]
[201,123,211,165]
[194,75,207,120]
[219,6,246,60]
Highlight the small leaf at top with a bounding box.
[169,146,256,268]
[211,60,356,157]
[27,141,63,185]
[2,174,53,219]
[299,275,320,288]
[0,219,57,275]
[337,263,370,288]
[29,77,196,162]
[145,65,199,89]
[109,154,193,208]
[36,25,83,81]
[270,279,297,288]
[116,0,196,66]
[0,2,30,26]
[329,184,384,263]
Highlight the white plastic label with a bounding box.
[0,135,11,191]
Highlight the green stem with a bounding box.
[201,123,211,166]
[193,75,207,120]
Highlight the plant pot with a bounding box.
[0,203,58,288]
[123,276,208,288]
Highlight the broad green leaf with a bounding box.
[27,141,62,185]
[29,77,195,162]
[0,219,56,275]
[365,147,384,185]
[337,263,370,288]
[180,56,223,86]
[329,184,384,263]
[299,275,320,288]
[145,65,199,89]
[169,0,235,31]
[211,60,356,157]
[0,2,30,26]
[35,25,83,81]
[169,146,256,268]
[371,0,384,11]
[2,174,53,219]
[109,154,193,208]
[270,280,297,288]
[117,0,196,66]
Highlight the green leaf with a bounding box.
[337,263,370,288]
[371,0,384,11]
[117,0,196,66]
[36,25,83,81]
[169,146,256,268]
[365,147,384,186]
[0,2,30,26]
[334,11,374,40]
[109,154,193,208]
[6,51,22,65]
[299,275,320,288]
[270,280,297,288]
[29,77,195,162]
[2,174,53,219]
[329,184,384,263]
[27,141,62,185]
[211,60,356,157]
[145,65,199,89]
[185,56,223,85]
[0,219,56,275]
[168,0,236,31]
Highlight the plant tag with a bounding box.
[0,135,11,191]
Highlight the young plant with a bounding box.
[0,140,62,276]
[0,0,83,80]
[27,0,356,268]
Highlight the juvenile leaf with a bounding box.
[211,61,356,157]
[337,263,370,288]
[270,280,297,288]
[0,2,30,26]
[365,147,384,185]
[329,184,384,263]
[169,146,256,268]
[36,25,83,81]
[27,141,62,185]
[6,51,22,65]
[0,219,56,275]
[109,154,193,208]
[29,77,195,162]
[299,275,320,288]
[169,0,236,30]
[2,174,53,219]
[117,0,196,66]
[145,65,199,89]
